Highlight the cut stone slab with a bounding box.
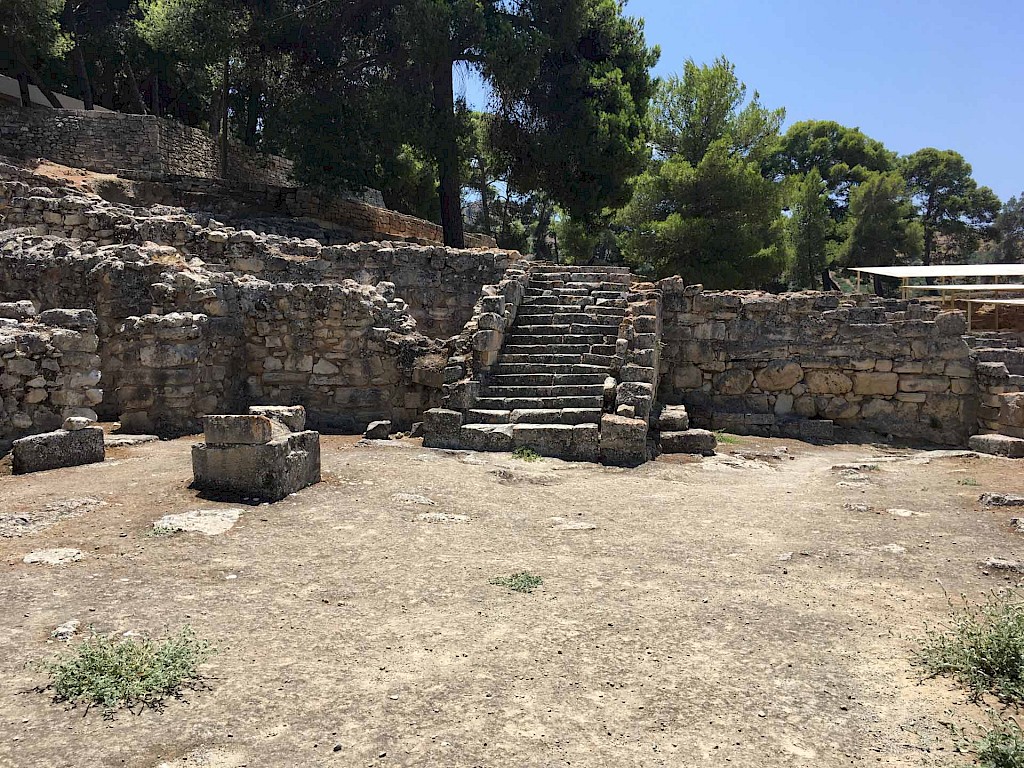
[62,416,95,431]
[660,429,717,456]
[364,420,392,440]
[192,430,321,502]
[599,414,648,467]
[104,434,159,447]
[23,548,82,565]
[657,405,690,432]
[249,405,306,432]
[422,408,464,450]
[461,423,514,453]
[12,427,104,474]
[154,508,243,535]
[204,415,277,445]
[969,433,1024,458]
[981,493,1024,507]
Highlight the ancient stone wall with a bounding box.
[0,304,101,441]
[0,107,293,185]
[658,280,979,445]
[110,312,243,436]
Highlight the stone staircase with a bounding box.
[460,265,632,461]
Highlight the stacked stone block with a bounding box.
[1,305,102,440]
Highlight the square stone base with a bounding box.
[192,430,321,501]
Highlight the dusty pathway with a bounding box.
[1,434,1022,767]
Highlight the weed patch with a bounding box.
[489,571,543,593]
[958,478,982,487]
[974,717,1024,768]
[918,591,1024,704]
[41,627,212,716]
[713,431,742,445]
[512,447,541,462]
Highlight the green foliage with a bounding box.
[974,717,1024,768]
[902,148,1002,265]
[713,430,742,445]
[771,120,896,220]
[617,57,787,287]
[836,171,922,268]
[489,571,543,593]
[42,627,212,716]
[1,0,70,59]
[918,590,1024,704]
[786,168,834,289]
[512,446,542,462]
[957,477,981,487]
[995,195,1024,264]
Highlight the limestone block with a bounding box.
[364,420,392,440]
[478,313,504,331]
[422,408,463,449]
[898,376,949,394]
[805,370,853,395]
[660,429,716,456]
[473,329,502,353]
[933,311,967,337]
[37,309,97,331]
[204,415,277,445]
[852,372,898,396]
[1000,393,1024,429]
[713,367,754,395]
[460,423,513,452]
[969,434,1024,459]
[192,430,321,502]
[249,405,306,432]
[671,364,703,390]
[656,405,690,432]
[755,361,803,392]
[599,414,648,467]
[12,427,104,474]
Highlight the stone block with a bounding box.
[805,370,853,395]
[204,415,276,445]
[248,405,306,432]
[656,405,690,432]
[37,308,97,331]
[660,428,716,455]
[713,367,754,395]
[461,423,514,452]
[192,430,321,501]
[1000,393,1024,429]
[13,427,105,474]
[599,414,648,467]
[364,420,392,440]
[852,372,898,396]
[969,433,1024,459]
[422,408,463,449]
[755,361,803,392]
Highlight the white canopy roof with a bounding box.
[848,265,1024,278]
[905,283,1024,291]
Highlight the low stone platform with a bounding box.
[191,406,320,501]
[12,422,104,474]
[969,433,1024,459]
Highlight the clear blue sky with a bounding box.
[458,0,1023,203]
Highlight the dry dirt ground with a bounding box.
[2,433,1023,768]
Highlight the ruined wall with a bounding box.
[0,107,293,185]
[0,304,101,440]
[110,312,243,436]
[0,115,496,247]
[237,281,447,432]
[658,280,979,445]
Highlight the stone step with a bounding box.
[517,303,627,316]
[491,362,610,375]
[513,313,624,326]
[457,422,600,462]
[484,384,605,398]
[525,287,590,297]
[463,408,603,425]
[530,265,631,275]
[532,271,632,283]
[512,323,621,336]
[501,343,591,356]
[475,395,604,410]
[498,353,585,365]
[486,372,608,386]
[505,333,613,346]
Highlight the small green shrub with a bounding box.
[713,430,742,445]
[958,478,982,487]
[975,717,1024,768]
[489,572,543,593]
[42,627,212,716]
[512,447,541,462]
[918,591,1024,704]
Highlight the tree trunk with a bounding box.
[219,59,230,178]
[72,43,93,109]
[124,61,148,115]
[244,77,261,147]
[16,71,32,107]
[477,177,492,234]
[151,72,160,116]
[431,60,465,249]
[13,44,63,108]
[534,203,553,260]
[923,226,933,267]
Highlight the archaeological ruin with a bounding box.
[2,106,1023,470]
